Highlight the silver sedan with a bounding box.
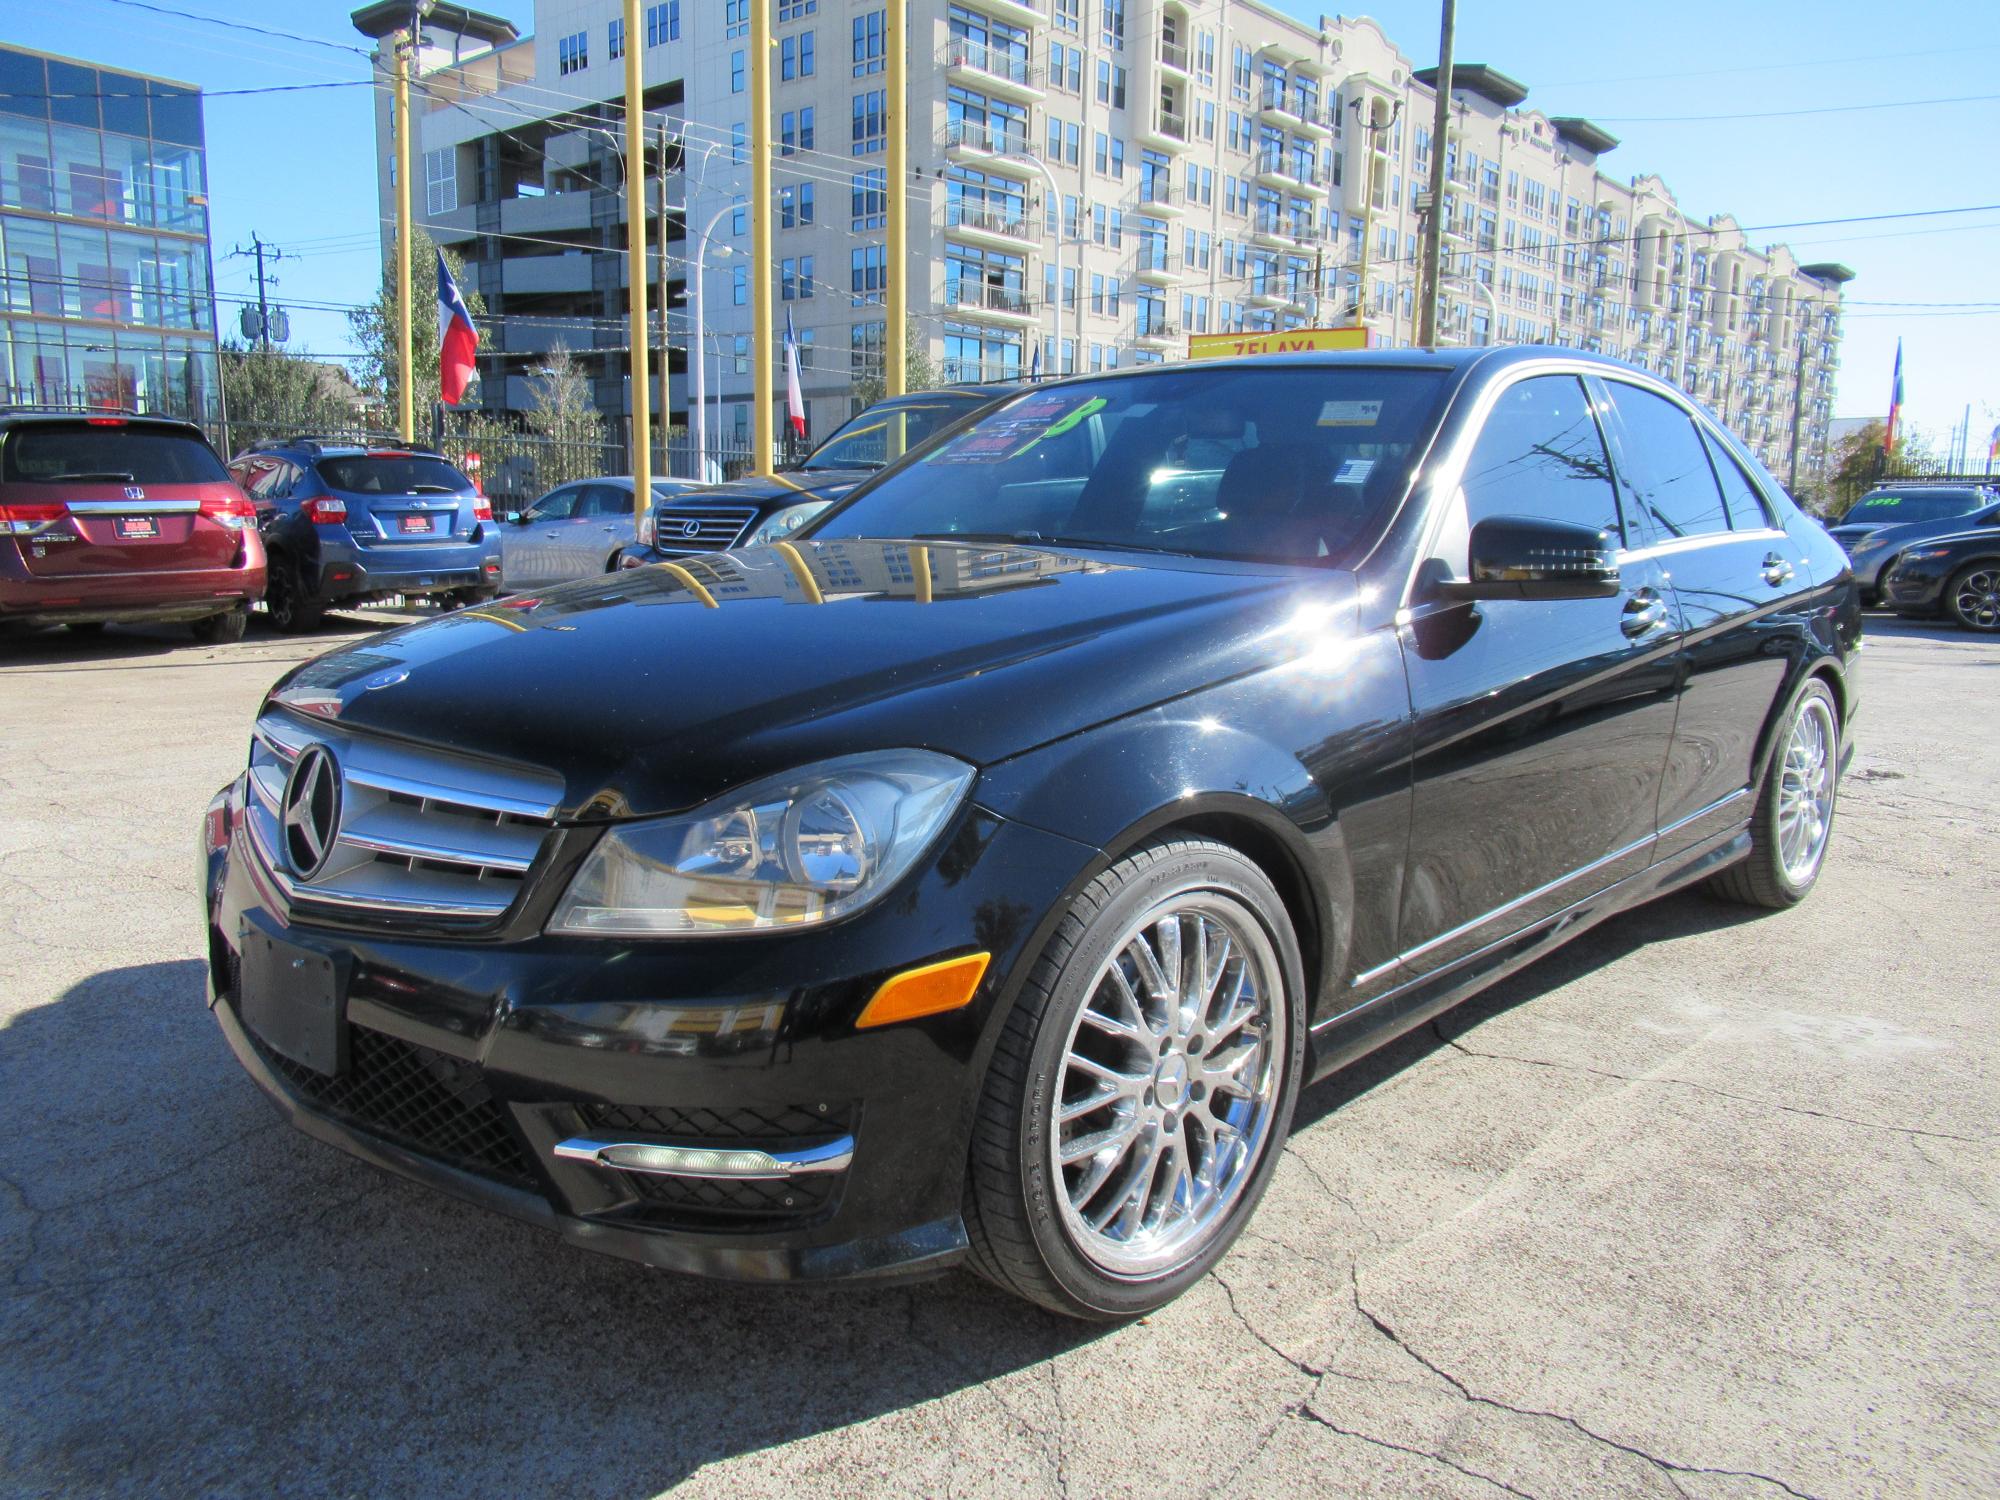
[497,477,704,589]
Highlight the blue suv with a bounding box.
[228,437,504,631]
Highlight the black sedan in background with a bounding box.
[200,348,1858,1321]
[1880,525,2000,631]
[1826,484,2000,604]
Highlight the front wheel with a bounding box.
[964,839,1305,1320]
[1945,562,2000,633]
[1709,679,1840,909]
[264,559,325,633]
[189,604,248,644]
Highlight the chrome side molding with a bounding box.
[552,1135,855,1180]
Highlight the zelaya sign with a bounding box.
[1186,327,1373,360]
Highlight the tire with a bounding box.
[443,587,497,610]
[1708,679,1840,909]
[1944,561,2000,633]
[189,604,248,644]
[264,559,325,634]
[66,621,105,635]
[963,838,1306,1320]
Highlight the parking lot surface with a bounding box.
[1,610,1994,1499]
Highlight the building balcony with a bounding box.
[957,0,1044,29]
[944,201,1038,249]
[1251,214,1310,250]
[1136,108,1191,152]
[1134,320,1183,348]
[940,355,1026,385]
[940,120,1038,174]
[940,38,1043,103]
[1136,178,1182,216]
[1133,246,1180,285]
[1259,36,1316,67]
[1257,88,1302,129]
[1247,288,1294,309]
[1254,153,1300,191]
[944,280,1040,326]
[1157,38,1190,75]
[1293,109,1332,140]
[501,252,593,296]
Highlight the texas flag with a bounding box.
[1881,338,1903,454]
[783,309,806,441]
[437,248,478,406]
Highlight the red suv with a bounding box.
[0,409,265,643]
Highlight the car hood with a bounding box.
[679,469,871,506]
[265,538,1354,821]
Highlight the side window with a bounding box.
[1605,383,1730,539]
[1701,431,1773,531]
[1459,374,1623,542]
[530,486,579,521]
[583,484,634,518]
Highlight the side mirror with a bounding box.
[1439,515,1621,602]
[504,510,524,525]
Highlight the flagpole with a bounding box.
[622,0,653,536]
[751,0,774,476]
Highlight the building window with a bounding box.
[850,319,884,380]
[1053,0,1081,34]
[1101,0,1125,50]
[1093,132,1124,179]
[1048,41,1082,94]
[608,18,624,61]
[732,265,747,306]
[852,91,885,154]
[853,10,885,76]
[424,147,456,215]
[851,168,886,229]
[851,245,886,305]
[1095,60,1127,110]
[781,255,814,300]
[731,50,746,93]
[781,32,816,79]
[645,2,678,46]
[781,107,816,154]
[724,0,748,39]
[731,122,746,164]
[557,31,588,75]
[732,194,747,236]
[778,0,816,18]
[780,182,815,227]
[1231,43,1252,101]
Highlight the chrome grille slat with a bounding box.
[246,711,561,921]
[648,505,757,554]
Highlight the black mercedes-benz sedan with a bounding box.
[1878,523,2000,630]
[200,349,1860,1320]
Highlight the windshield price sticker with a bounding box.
[930,396,1107,464]
[1317,400,1383,427]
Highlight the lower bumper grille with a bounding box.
[578,1102,848,1140]
[247,1017,538,1190]
[574,1101,853,1231]
[623,1171,837,1226]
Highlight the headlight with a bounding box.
[1900,546,1955,563]
[1849,534,1887,554]
[548,750,975,937]
[744,501,829,546]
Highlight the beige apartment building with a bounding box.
[358,0,1848,485]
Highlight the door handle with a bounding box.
[1622,588,1669,638]
[1761,552,1795,586]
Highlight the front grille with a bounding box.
[244,710,562,922]
[646,504,758,557]
[579,1102,850,1141]
[248,1020,539,1189]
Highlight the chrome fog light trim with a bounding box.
[551,1135,855,1179]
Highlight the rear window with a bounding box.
[799,397,983,471]
[3,423,228,484]
[316,455,472,495]
[1840,490,1984,525]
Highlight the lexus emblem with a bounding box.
[280,745,342,879]
[680,519,701,539]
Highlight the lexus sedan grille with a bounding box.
[647,505,759,557]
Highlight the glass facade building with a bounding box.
[0,44,220,418]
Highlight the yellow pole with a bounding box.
[394,27,414,443]
[623,0,652,523]
[750,0,774,476]
[885,0,907,399]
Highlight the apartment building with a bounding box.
[0,43,221,418]
[360,1,1847,483]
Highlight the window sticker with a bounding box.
[1317,399,1382,427]
[928,395,1107,464]
[1332,458,1375,485]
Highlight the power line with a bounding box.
[1593,92,2000,124]
[95,0,370,57]
[1537,42,2000,89]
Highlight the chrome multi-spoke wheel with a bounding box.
[964,839,1303,1319]
[1051,893,1285,1279]
[1948,566,2000,632]
[1776,694,1836,884]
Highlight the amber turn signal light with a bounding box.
[855,952,991,1030]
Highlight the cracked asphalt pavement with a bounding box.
[1,610,1994,1499]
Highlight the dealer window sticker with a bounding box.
[928,395,1107,464]
[1317,400,1383,427]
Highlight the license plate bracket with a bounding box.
[398,514,432,534]
[238,922,348,1077]
[115,516,158,539]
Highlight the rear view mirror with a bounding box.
[1440,515,1621,602]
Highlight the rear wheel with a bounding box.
[189,604,248,644]
[264,559,325,633]
[1709,679,1840,909]
[66,621,105,635]
[443,587,497,610]
[1945,562,2000,633]
[964,839,1305,1320]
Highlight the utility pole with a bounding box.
[1416,0,1456,350]
[622,0,652,527]
[1349,95,1400,335]
[232,234,284,349]
[393,11,417,443]
[1787,325,1809,495]
[885,0,907,399]
[750,0,774,476]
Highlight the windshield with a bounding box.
[4,423,227,484]
[317,455,473,495]
[808,366,1451,566]
[1840,490,1985,525]
[800,396,983,471]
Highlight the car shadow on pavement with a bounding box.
[1860,613,1983,645]
[0,960,1101,1499]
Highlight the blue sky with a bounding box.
[14,0,1997,453]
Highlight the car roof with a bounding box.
[0,407,208,436]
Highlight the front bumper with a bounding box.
[1879,559,1950,613]
[201,779,1097,1283]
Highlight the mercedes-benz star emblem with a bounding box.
[280,745,342,879]
[680,519,701,539]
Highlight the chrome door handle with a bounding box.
[1622,589,1669,638]
[1761,552,1795,586]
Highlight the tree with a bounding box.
[218,339,365,450]
[851,326,941,409]
[443,344,606,504]
[346,228,486,417]
[1824,418,1948,516]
